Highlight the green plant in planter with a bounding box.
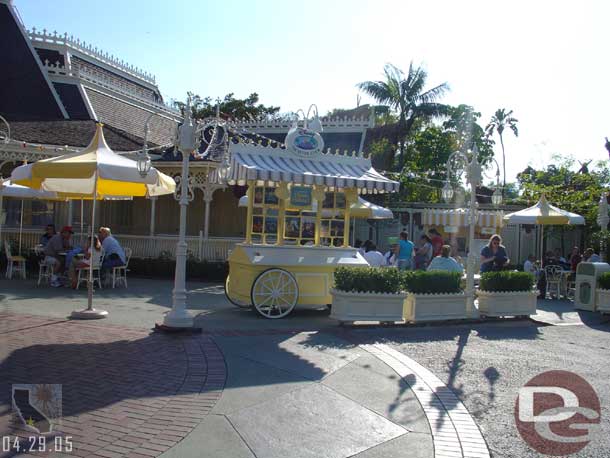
[334,267,403,294]
[479,271,535,292]
[402,271,462,294]
[598,272,610,290]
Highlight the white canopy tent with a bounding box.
[0,179,61,255]
[503,194,585,265]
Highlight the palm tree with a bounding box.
[485,108,519,192]
[358,62,450,169]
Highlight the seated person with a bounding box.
[583,248,601,263]
[363,243,386,267]
[98,227,126,270]
[43,226,73,287]
[523,254,539,277]
[480,235,509,272]
[68,236,103,289]
[427,245,464,273]
[40,224,56,247]
[568,246,582,272]
[384,242,398,266]
[543,250,560,266]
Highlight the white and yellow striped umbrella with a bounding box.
[11,123,175,198]
[503,194,584,225]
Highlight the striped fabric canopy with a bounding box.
[422,208,505,228]
[226,143,399,194]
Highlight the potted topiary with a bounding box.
[477,271,537,317]
[596,272,610,313]
[402,271,466,322]
[330,267,407,324]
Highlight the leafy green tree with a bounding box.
[400,126,458,203]
[176,92,280,120]
[443,104,495,164]
[485,108,519,192]
[357,62,450,166]
[368,137,397,172]
[516,156,610,246]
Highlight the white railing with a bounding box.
[41,60,180,116]
[0,228,240,261]
[28,27,156,84]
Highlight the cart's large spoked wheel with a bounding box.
[225,275,251,309]
[251,268,299,319]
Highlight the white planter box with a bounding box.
[330,288,407,323]
[404,292,467,322]
[477,289,538,317]
[596,289,610,313]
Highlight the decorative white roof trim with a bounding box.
[41,61,180,118]
[228,116,374,132]
[28,27,156,84]
[422,208,505,227]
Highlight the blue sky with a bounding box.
[13,0,610,182]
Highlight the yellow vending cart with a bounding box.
[224,121,399,318]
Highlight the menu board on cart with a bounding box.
[290,186,313,209]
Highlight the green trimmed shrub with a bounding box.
[334,267,403,294]
[402,271,462,294]
[598,272,610,290]
[333,268,463,295]
[479,271,535,292]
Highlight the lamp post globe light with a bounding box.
[443,145,502,317]
[137,113,155,177]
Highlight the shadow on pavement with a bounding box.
[533,298,610,331]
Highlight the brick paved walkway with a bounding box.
[0,313,226,458]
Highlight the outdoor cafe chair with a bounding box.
[76,253,104,290]
[544,265,563,299]
[37,260,53,285]
[4,243,26,279]
[33,244,52,285]
[112,247,132,288]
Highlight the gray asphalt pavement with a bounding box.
[2,277,609,457]
[350,315,610,458]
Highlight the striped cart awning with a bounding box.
[226,143,399,194]
[422,208,505,228]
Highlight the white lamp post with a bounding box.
[597,192,609,262]
[155,98,229,330]
[158,103,198,329]
[443,145,502,318]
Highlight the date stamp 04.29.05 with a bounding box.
[2,384,73,454]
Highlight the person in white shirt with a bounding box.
[98,227,126,268]
[583,248,601,263]
[427,245,464,273]
[364,243,386,267]
[523,254,539,278]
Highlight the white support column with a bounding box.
[203,186,214,240]
[67,200,73,226]
[149,196,157,236]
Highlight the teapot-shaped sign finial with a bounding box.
[306,104,323,133]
